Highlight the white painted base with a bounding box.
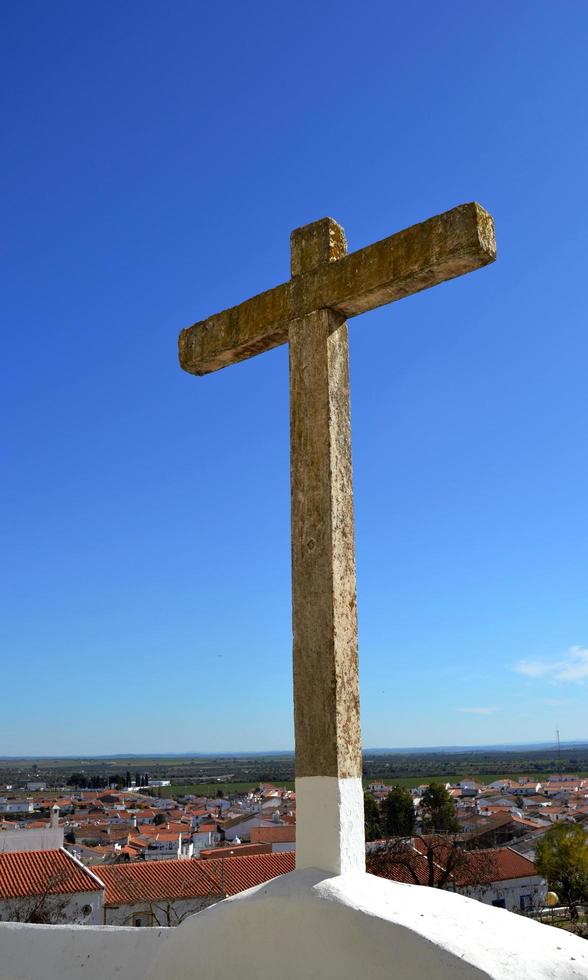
[145,868,588,980]
[295,776,365,874]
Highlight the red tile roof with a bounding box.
[485,848,538,882]
[251,825,296,844]
[200,843,272,860]
[204,851,295,895]
[99,860,221,906]
[369,840,538,888]
[98,851,295,906]
[0,849,102,899]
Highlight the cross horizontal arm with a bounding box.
[179,202,495,376]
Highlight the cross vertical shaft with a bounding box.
[289,219,365,874]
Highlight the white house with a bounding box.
[0,848,104,925]
[458,849,546,912]
[0,800,35,815]
[192,829,221,857]
[98,859,223,927]
[367,781,389,794]
[457,780,481,798]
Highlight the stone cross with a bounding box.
[179,203,496,875]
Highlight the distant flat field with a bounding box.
[148,771,588,799]
[361,772,588,788]
[2,750,587,797]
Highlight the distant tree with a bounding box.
[535,824,588,920]
[67,773,88,789]
[216,789,224,798]
[153,813,167,826]
[364,792,382,842]
[381,786,415,837]
[419,783,459,833]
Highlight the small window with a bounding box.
[132,911,153,927]
[492,899,506,909]
[520,894,532,911]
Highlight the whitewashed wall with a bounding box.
[105,895,219,927]
[0,888,103,926]
[1,869,587,980]
[144,868,588,980]
[0,826,64,852]
[0,921,172,980]
[460,874,546,911]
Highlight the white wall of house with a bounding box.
[222,815,263,841]
[143,840,181,861]
[0,888,103,926]
[0,801,35,814]
[0,827,64,852]
[105,895,219,927]
[459,873,546,912]
[192,831,220,856]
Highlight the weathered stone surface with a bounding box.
[289,219,361,781]
[290,217,347,277]
[179,202,495,375]
[289,311,361,779]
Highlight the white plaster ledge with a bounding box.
[146,868,587,980]
[1,871,586,980]
[0,921,173,980]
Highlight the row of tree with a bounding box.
[66,771,151,789]
[364,783,459,842]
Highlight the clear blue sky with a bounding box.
[2,2,587,755]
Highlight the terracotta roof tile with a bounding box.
[0,849,102,899]
[206,850,295,895]
[99,860,220,906]
[250,825,296,844]
[99,851,296,906]
[369,840,538,888]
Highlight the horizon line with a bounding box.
[1,736,587,761]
